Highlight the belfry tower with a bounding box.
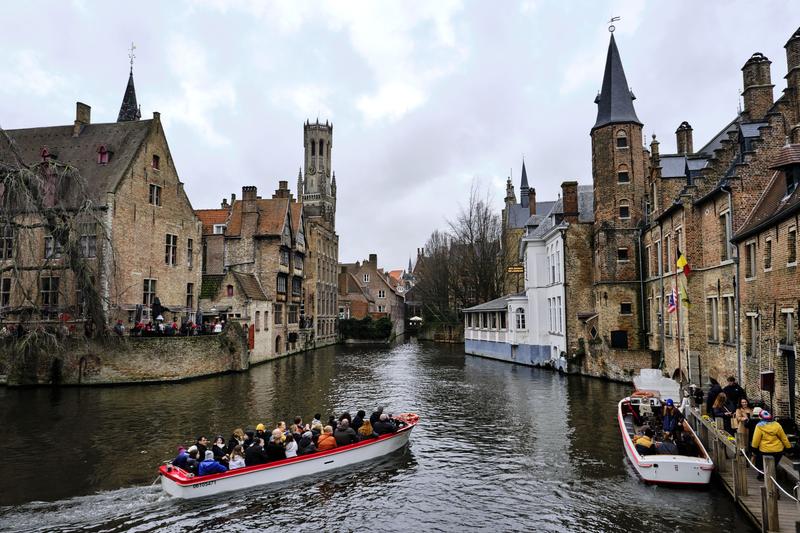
[300,119,336,227]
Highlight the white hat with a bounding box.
[752,407,763,416]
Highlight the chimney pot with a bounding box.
[741,52,774,120]
[242,186,257,201]
[528,188,537,216]
[561,181,579,223]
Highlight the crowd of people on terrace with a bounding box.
[171,407,403,477]
[115,316,226,337]
[632,375,795,479]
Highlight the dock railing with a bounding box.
[686,407,800,532]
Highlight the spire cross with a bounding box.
[608,16,620,33]
[128,42,137,71]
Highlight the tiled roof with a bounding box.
[290,202,302,235]
[388,270,403,281]
[0,119,152,203]
[232,271,267,300]
[769,144,800,169]
[226,198,289,237]
[195,208,230,235]
[735,148,800,241]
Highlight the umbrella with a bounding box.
[409,316,423,322]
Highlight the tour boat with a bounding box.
[618,370,713,485]
[159,413,419,499]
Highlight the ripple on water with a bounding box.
[0,342,756,532]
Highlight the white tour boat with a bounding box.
[618,371,713,486]
[160,413,419,499]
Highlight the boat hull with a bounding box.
[618,399,713,486]
[161,423,414,499]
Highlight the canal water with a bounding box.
[1,341,755,532]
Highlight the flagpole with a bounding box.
[675,263,682,385]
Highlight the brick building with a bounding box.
[0,67,202,327]
[197,182,309,360]
[297,119,339,348]
[339,253,405,335]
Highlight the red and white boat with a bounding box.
[618,396,713,485]
[159,413,419,499]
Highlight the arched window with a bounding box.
[619,199,630,219]
[255,310,260,331]
[319,139,324,157]
[617,163,630,183]
[226,284,234,297]
[275,335,282,353]
[311,140,316,156]
[616,130,628,148]
[97,145,110,164]
[515,308,526,330]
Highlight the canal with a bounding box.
[1,341,755,532]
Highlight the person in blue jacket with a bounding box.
[198,450,228,476]
[662,399,684,437]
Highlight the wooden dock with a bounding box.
[688,409,800,532]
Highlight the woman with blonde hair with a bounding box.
[733,397,753,434]
[228,428,246,453]
[358,419,376,440]
[228,445,246,469]
[317,425,338,451]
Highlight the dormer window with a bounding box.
[212,224,226,235]
[616,130,628,149]
[786,165,799,197]
[97,145,110,165]
[152,154,160,170]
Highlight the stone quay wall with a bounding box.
[0,326,249,386]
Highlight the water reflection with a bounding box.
[1,341,755,532]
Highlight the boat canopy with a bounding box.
[633,369,681,402]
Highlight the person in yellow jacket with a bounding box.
[751,410,792,480]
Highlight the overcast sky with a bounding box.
[1,1,799,269]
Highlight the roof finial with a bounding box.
[608,16,620,33]
[128,42,136,73]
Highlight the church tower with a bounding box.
[117,45,141,122]
[590,33,647,352]
[302,119,336,227]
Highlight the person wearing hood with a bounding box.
[752,410,792,479]
[245,438,268,466]
[298,431,317,455]
[198,450,228,476]
[172,446,191,470]
[661,399,683,437]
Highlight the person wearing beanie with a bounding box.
[298,431,317,455]
[255,423,267,443]
[751,410,792,480]
[662,398,684,437]
[198,449,228,476]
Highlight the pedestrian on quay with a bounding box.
[723,376,746,408]
[706,378,723,415]
[712,392,734,434]
[751,410,791,480]
[733,398,753,436]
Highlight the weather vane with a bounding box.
[608,16,620,33]
[128,42,136,71]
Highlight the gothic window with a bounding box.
[255,311,261,331]
[616,130,628,148]
[619,200,630,220]
[277,274,288,294]
[292,276,302,296]
[319,139,324,157]
[227,284,234,297]
[311,141,316,156]
[274,304,283,324]
[706,297,719,341]
[44,235,64,259]
[97,145,110,164]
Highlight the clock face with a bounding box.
[309,166,315,174]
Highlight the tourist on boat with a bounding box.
[185,445,201,474]
[312,413,322,426]
[275,421,288,440]
[198,450,228,476]
[373,413,397,435]
[705,378,723,415]
[352,410,366,432]
[723,376,746,408]
[656,437,679,455]
[317,426,338,451]
[358,419,376,440]
[244,428,257,448]
[293,416,304,431]
[266,430,286,461]
[172,446,191,470]
[633,428,656,455]
[244,439,268,466]
[334,419,358,446]
[228,445,246,470]
[284,433,298,458]
[212,436,228,465]
[298,431,317,455]
[678,390,691,415]
[662,399,684,437]
[752,410,792,480]
[255,423,267,443]
[370,407,385,426]
[712,392,734,434]
[228,428,246,453]
[311,422,323,443]
[339,411,353,425]
[733,398,754,434]
[195,436,209,460]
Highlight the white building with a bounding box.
[464,184,593,369]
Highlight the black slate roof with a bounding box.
[593,34,641,130]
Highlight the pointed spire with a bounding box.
[117,69,141,122]
[408,257,413,273]
[297,167,304,197]
[331,171,337,196]
[592,34,641,131]
[519,159,530,208]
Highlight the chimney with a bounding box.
[650,134,660,161]
[675,121,693,155]
[73,102,90,137]
[368,253,377,264]
[561,181,579,223]
[741,52,774,120]
[221,198,229,208]
[231,193,236,205]
[528,188,537,216]
[272,180,291,199]
[786,27,800,141]
[241,186,257,201]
